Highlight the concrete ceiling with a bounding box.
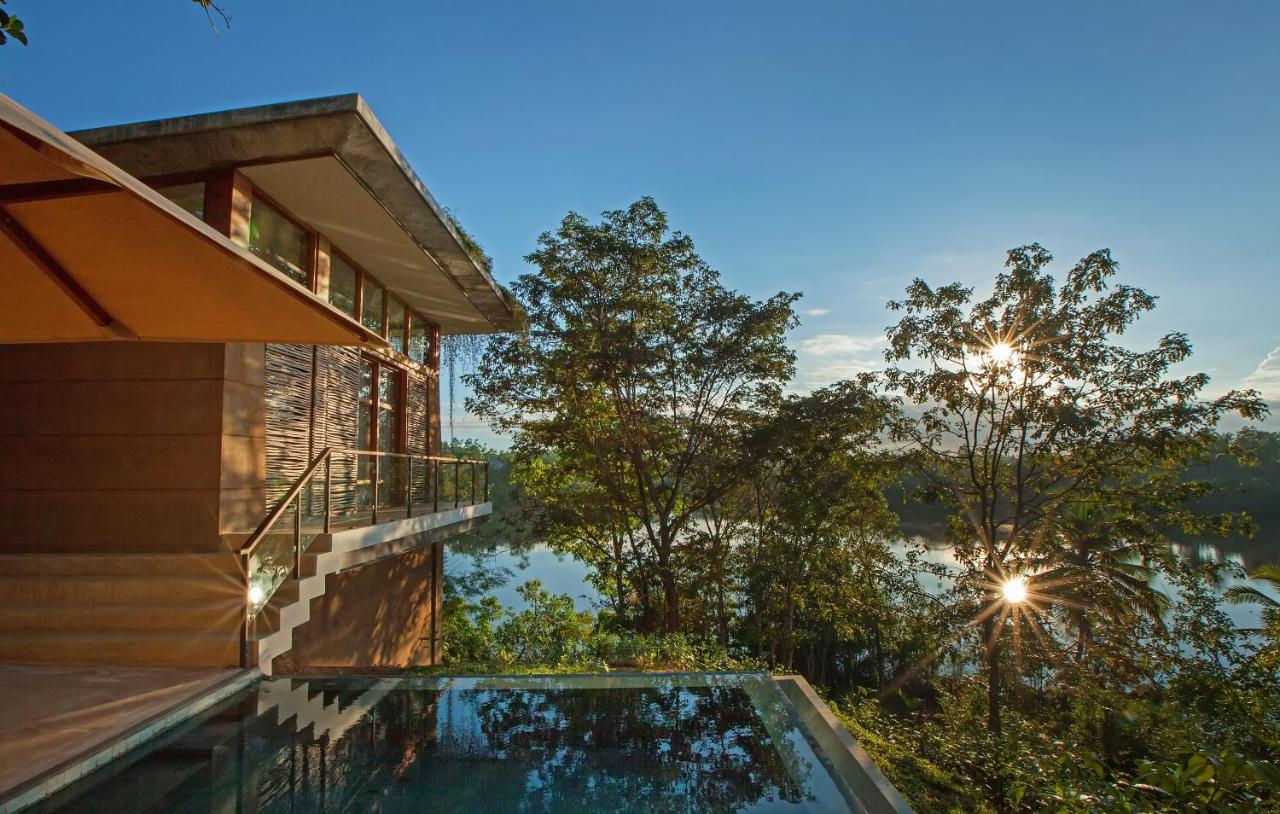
[243,157,488,332]
[72,94,514,335]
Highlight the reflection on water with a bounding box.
[36,675,851,814]
[406,683,832,813]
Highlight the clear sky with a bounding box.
[6,1,1278,440]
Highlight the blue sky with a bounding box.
[6,1,1278,441]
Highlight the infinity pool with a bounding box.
[30,673,867,813]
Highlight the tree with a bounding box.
[0,0,25,45]
[1034,501,1172,663]
[880,244,1267,749]
[733,380,904,682]
[0,1,230,46]
[1226,564,1280,666]
[467,198,798,633]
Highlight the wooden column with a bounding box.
[204,169,267,535]
[312,235,332,299]
[203,170,252,245]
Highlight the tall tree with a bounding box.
[734,380,902,679]
[467,198,798,633]
[880,244,1266,746]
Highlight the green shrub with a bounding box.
[437,579,754,675]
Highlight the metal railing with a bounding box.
[238,447,489,667]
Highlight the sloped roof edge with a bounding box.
[72,94,515,332]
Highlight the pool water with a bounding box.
[32,673,859,813]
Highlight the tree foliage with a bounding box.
[0,0,25,46]
[881,243,1267,743]
[456,217,1280,812]
[467,197,799,632]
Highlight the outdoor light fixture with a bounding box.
[248,585,265,606]
[1001,575,1029,604]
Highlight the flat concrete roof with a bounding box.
[72,95,514,334]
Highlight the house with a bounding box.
[0,93,513,675]
[0,93,916,814]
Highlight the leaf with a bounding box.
[1248,760,1280,788]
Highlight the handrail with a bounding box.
[240,447,333,558]
[331,448,487,464]
[240,445,490,667]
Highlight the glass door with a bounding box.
[356,359,375,512]
[358,355,408,514]
[377,365,404,506]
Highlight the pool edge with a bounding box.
[0,668,262,814]
[774,674,916,814]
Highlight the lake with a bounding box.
[447,530,1273,631]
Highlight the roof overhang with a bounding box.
[0,93,388,347]
[73,94,515,334]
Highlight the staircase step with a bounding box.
[0,575,242,604]
[0,600,280,633]
[0,553,241,578]
[0,630,243,667]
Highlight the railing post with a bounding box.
[371,454,379,525]
[454,461,460,509]
[484,461,490,503]
[433,460,440,513]
[292,493,302,580]
[240,553,254,669]
[470,461,476,505]
[323,453,331,534]
[406,458,413,519]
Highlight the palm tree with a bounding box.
[1224,564,1280,633]
[1034,502,1172,662]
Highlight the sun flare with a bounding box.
[1001,575,1029,604]
[987,341,1016,366]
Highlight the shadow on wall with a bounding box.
[279,542,440,670]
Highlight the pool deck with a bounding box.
[0,663,255,810]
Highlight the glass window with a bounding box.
[328,254,358,318]
[361,278,384,335]
[377,367,404,506]
[357,360,374,510]
[248,195,310,286]
[378,369,402,454]
[409,319,429,364]
[158,182,205,220]
[387,298,407,355]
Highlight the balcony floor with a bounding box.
[326,499,486,532]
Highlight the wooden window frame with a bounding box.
[361,353,409,454]
[245,187,316,289]
[333,248,438,372]
[148,170,443,371]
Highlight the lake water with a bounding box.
[447,534,1272,631]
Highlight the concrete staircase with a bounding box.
[0,501,488,674]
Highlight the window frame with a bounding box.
[245,188,316,288]
[325,249,361,320]
[330,250,438,370]
[146,170,442,371]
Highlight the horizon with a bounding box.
[6,1,1277,445]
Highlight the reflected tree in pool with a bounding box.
[421,685,814,813]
